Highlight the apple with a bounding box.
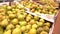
[0,26,3,34]
[43,26,50,32]
[9,14,16,18]
[44,22,51,27]
[29,19,36,25]
[32,24,38,29]
[17,14,25,21]
[19,21,27,26]
[40,31,48,34]
[37,22,44,27]
[26,24,31,30]
[11,18,18,25]
[12,27,21,34]
[28,28,36,34]
[21,26,26,32]
[26,16,32,22]
[6,24,14,30]
[7,6,12,10]
[4,30,11,34]
[39,19,45,23]
[37,27,43,34]
[1,19,8,27]
[34,16,39,21]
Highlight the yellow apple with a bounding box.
[28,28,36,34]
[19,21,27,26]
[11,18,18,25]
[40,31,48,34]
[32,24,38,29]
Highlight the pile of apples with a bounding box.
[0,4,52,34]
[38,0,59,7]
[21,0,57,15]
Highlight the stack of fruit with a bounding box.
[38,0,59,7]
[20,1,57,15]
[0,4,52,34]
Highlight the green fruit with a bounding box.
[39,19,45,22]
[7,11,13,14]
[29,19,36,25]
[16,25,21,28]
[19,21,27,26]
[12,27,21,34]
[26,16,31,22]
[9,14,16,18]
[37,27,43,34]
[6,24,14,30]
[18,14,25,21]
[24,13,27,16]
[27,14,33,18]
[1,19,8,26]
[4,30,11,34]
[32,24,38,29]
[37,22,44,27]
[43,26,50,32]
[26,24,31,30]
[31,9,35,12]
[40,31,48,34]
[21,26,26,32]
[28,28,36,34]
[7,6,11,10]
[34,16,39,20]
[12,11,17,14]
[49,12,52,15]
[11,18,18,25]
[0,26,3,34]
[34,11,40,14]
[24,32,28,34]
[44,22,51,27]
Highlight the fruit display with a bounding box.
[38,0,59,7]
[20,0,57,15]
[0,3,53,34]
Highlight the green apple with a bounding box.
[39,18,45,23]
[21,26,26,32]
[4,30,11,34]
[6,24,14,30]
[18,14,25,21]
[32,24,38,29]
[26,16,31,22]
[43,26,50,32]
[12,27,21,34]
[37,27,43,34]
[7,6,11,10]
[1,19,8,27]
[29,19,36,25]
[26,24,31,30]
[19,21,27,26]
[44,22,51,27]
[28,28,36,34]
[0,26,3,34]
[9,14,16,18]
[40,31,48,34]
[34,16,39,21]
[37,22,44,27]
[11,18,18,25]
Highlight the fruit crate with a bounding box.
[26,8,54,34]
[0,1,56,34]
[20,0,58,23]
[0,2,9,6]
